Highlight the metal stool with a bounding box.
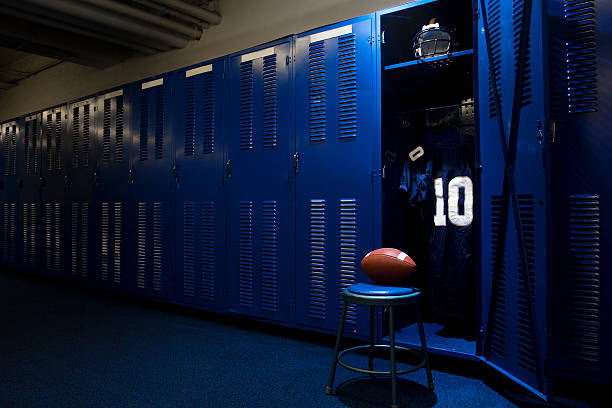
[326,282,434,408]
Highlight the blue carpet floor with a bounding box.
[0,272,541,407]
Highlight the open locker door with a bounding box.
[477,0,549,397]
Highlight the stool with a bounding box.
[325,282,434,408]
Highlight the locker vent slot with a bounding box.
[54,112,62,171]
[338,34,357,139]
[517,194,536,373]
[9,203,15,262]
[153,202,163,291]
[2,126,7,175]
[202,201,215,301]
[262,201,278,312]
[239,61,254,150]
[154,87,164,160]
[72,107,80,168]
[113,202,122,284]
[339,199,358,324]
[262,54,278,148]
[2,203,16,262]
[46,114,53,171]
[309,40,326,142]
[72,203,79,276]
[564,0,597,114]
[569,194,600,362]
[185,76,196,157]
[103,99,112,165]
[183,201,195,296]
[29,204,37,265]
[512,0,532,108]
[24,123,30,174]
[45,203,52,269]
[309,199,326,320]
[82,106,90,167]
[101,202,109,281]
[0,205,4,258]
[487,0,503,118]
[202,71,215,154]
[489,195,506,357]
[137,202,147,288]
[9,126,16,176]
[25,121,36,174]
[54,203,61,272]
[23,204,29,264]
[32,121,39,174]
[115,96,124,164]
[140,91,149,161]
[239,201,254,307]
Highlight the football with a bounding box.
[361,248,416,284]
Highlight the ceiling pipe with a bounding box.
[79,0,202,39]
[132,0,202,26]
[0,4,160,55]
[150,0,222,25]
[21,0,190,49]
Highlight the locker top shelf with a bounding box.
[384,49,473,71]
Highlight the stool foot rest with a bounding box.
[338,345,427,376]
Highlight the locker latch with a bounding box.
[172,164,178,182]
[293,152,299,173]
[129,168,134,184]
[226,160,232,179]
[64,175,71,186]
[93,172,99,184]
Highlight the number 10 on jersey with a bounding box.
[434,176,473,227]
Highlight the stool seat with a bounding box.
[346,282,419,297]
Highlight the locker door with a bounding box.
[227,41,293,323]
[41,107,68,278]
[173,60,227,311]
[0,120,19,269]
[66,98,97,282]
[95,89,130,292]
[294,17,376,337]
[20,114,42,275]
[478,0,548,396]
[128,76,174,299]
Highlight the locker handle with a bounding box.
[172,164,178,182]
[226,160,232,179]
[293,152,299,174]
[129,169,134,184]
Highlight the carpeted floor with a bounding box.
[0,271,526,407]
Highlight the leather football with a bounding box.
[361,248,416,283]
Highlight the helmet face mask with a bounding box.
[413,20,451,60]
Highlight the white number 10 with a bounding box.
[434,176,473,227]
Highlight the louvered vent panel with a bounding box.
[7,204,15,262]
[46,114,53,171]
[309,41,326,142]
[338,34,357,139]
[489,195,507,357]
[184,76,196,157]
[512,0,532,107]
[22,204,29,264]
[154,87,164,160]
[183,202,195,297]
[339,199,358,324]
[262,201,278,312]
[137,202,147,288]
[101,202,109,281]
[113,202,122,284]
[9,126,16,176]
[201,201,215,301]
[152,202,163,291]
[262,55,278,148]
[569,194,600,362]
[239,201,254,307]
[24,122,32,174]
[72,108,80,168]
[202,71,215,154]
[1,127,6,175]
[81,203,88,277]
[32,121,39,174]
[72,203,79,276]
[29,204,36,265]
[115,97,124,164]
[54,203,61,272]
[309,199,326,320]
[487,0,503,118]
[54,112,62,171]
[564,0,597,113]
[0,205,5,258]
[239,61,254,150]
[140,91,149,161]
[82,106,90,167]
[517,194,536,373]
[45,203,52,269]
[103,99,111,165]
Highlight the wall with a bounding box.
[0,0,407,121]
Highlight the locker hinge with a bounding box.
[550,121,556,143]
[293,152,299,173]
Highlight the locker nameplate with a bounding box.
[309,25,352,43]
[26,114,38,122]
[186,64,212,77]
[2,121,17,127]
[142,78,164,89]
[104,90,123,99]
[241,47,275,63]
[71,98,94,108]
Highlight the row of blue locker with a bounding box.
[0,16,377,339]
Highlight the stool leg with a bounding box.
[416,301,434,390]
[326,300,348,395]
[389,306,398,408]
[369,305,375,372]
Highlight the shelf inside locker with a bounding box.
[385,322,478,361]
[384,49,473,71]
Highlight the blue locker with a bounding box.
[0,120,20,269]
[227,40,294,323]
[40,106,68,278]
[294,17,377,337]
[66,97,97,282]
[19,114,43,275]
[94,88,130,292]
[173,60,227,311]
[478,0,548,396]
[127,75,175,299]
